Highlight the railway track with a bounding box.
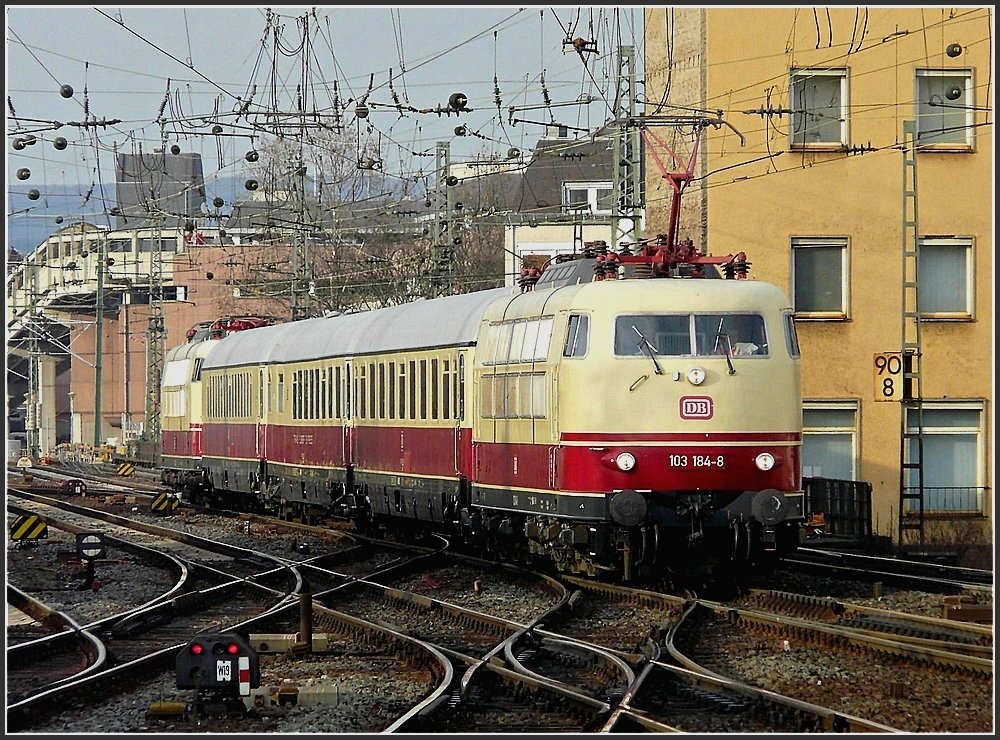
[668,600,993,733]
[9,473,993,733]
[784,546,994,592]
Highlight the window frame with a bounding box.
[789,67,848,149]
[904,402,985,515]
[561,180,614,215]
[791,236,850,320]
[917,236,974,320]
[915,68,975,150]
[801,401,859,480]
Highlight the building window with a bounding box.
[905,404,984,513]
[562,181,613,215]
[792,237,849,318]
[916,69,974,148]
[107,238,132,253]
[790,68,847,147]
[918,237,973,318]
[137,237,178,252]
[802,403,858,480]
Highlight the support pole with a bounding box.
[611,45,643,248]
[94,231,105,447]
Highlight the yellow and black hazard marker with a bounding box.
[151,492,180,514]
[9,514,48,541]
[117,462,136,477]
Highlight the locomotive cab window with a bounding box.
[563,314,590,357]
[615,315,690,356]
[615,313,767,357]
[694,314,767,356]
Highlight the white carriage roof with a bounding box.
[164,337,206,363]
[201,287,512,369]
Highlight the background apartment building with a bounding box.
[644,7,992,558]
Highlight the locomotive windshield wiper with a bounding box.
[632,325,664,375]
[716,333,737,375]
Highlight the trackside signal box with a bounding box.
[176,632,260,695]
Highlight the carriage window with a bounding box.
[409,360,417,419]
[431,358,439,420]
[398,363,406,419]
[615,315,690,356]
[388,362,396,420]
[442,359,451,420]
[358,365,367,419]
[378,362,386,419]
[694,314,767,356]
[420,359,428,420]
[335,366,342,418]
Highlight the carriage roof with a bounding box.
[201,287,512,369]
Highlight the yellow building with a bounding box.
[644,7,992,559]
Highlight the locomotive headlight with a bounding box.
[615,452,637,472]
[686,367,706,385]
[754,452,776,471]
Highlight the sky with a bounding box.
[6,5,646,250]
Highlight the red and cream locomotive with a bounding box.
[161,237,804,585]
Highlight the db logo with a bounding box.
[679,395,713,419]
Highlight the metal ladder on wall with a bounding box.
[897,121,925,547]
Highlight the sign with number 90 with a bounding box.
[873,352,903,401]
